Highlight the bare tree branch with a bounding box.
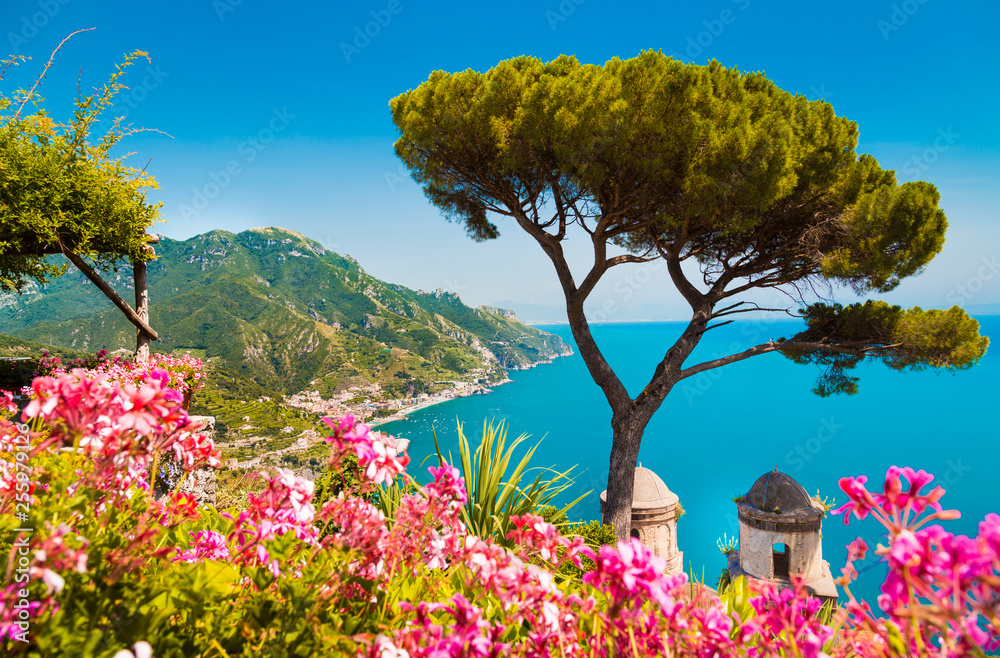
[15,28,96,119]
[677,339,903,381]
[710,302,797,319]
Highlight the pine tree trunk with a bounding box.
[560,293,688,543]
[524,235,707,544]
[603,409,655,541]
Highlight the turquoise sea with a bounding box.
[381,317,1000,605]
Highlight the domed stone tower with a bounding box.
[729,468,838,600]
[600,465,683,574]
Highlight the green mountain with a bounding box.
[0,334,90,361]
[0,227,572,397]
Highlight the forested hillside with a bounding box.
[0,227,571,396]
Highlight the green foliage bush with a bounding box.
[435,419,587,548]
[558,519,617,580]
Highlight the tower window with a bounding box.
[630,528,640,539]
[772,543,790,579]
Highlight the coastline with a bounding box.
[370,347,574,428]
[289,343,572,431]
[371,375,515,428]
[524,319,686,326]
[369,389,468,428]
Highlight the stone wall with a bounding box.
[154,415,217,506]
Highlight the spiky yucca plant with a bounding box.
[434,420,588,547]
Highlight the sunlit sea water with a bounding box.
[380,318,1000,605]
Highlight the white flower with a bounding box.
[39,568,64,594]
[541,601,561,632]
[114,641,153,658]
[375,634,409,658]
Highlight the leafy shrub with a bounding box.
[214,468,264,512]
[36,351,205,407]
[0,358,36,396]
[558,519,617,580]
[434,419,587,548]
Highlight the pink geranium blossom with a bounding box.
[21,369,220,495]
[835,465,1000,655]
[322,414,409,485]
[0,390,16,415]
[175,530,231,563]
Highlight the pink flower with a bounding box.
[322,416,410,485]
[0,584,41,640]
[319,493,388,578]
[836,467,999,654]
[20,368,218,495]
[742,581,833,658]
[148,367,170,387]
[246,468,317,532]
[832,475,874,524]
[887,529,922,570]
[365,433,410,485]
[0,390,15,414]
[222,467,319,572]
[980,513,1000,558]
[838,537,868,584]
[584,537,680,612]
[171,428,222,469]
[36,568,64,594]
[426,464,466,505]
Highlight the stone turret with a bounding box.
[729,469,838,600]
[601,466,683,574]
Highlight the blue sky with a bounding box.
[3,0,999,320]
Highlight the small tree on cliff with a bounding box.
[390,52,988,539]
